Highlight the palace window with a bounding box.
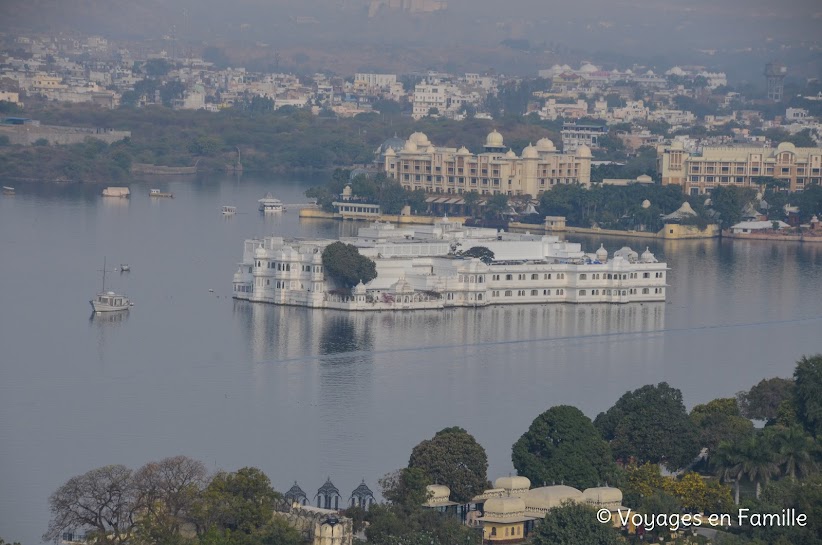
[580,290,587,296]
[579,273,587,280]
[506,274,513,281]
[531,273,539,280]
[543,289,551,295]
[544,273,551,279]
[643,288,649,294]
[531,290,538,296]
[505,290,512,296]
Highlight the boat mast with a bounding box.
[102,256,106,293]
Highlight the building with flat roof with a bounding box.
[383,131,592,196]
[657,141,822,195]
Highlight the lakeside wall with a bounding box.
[508,221,720,240]
[722,230,822,243]
[299,208,467,225]
[0,124,130,145]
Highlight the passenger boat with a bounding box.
[2,186,14,195]
[221,205,237,215]
[119,264,130,272]
[102,187,130,198]
[90,258,132,313]
[258,193,284,213]
[149,189,173,198]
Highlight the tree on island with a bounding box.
[530,502,622,545]
[595,383,699,471]
[459,246,495,264]
[512,405,616,490]
[408,427,489,504]
[321,241,377,289]
[690,397,754,453]
[709,186,757,228]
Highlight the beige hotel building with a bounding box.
[382,131,592,196]
[658,141,822,195]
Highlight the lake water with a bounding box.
[1,175,821,544]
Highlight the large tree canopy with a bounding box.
[737,377,795,422]
[531,502,622,545]
[321,241,378,289]
[595,383,699,471]
[690,398,754,453]
[408,427,489,503]
[794,354,822,437]
[512,405,616,489]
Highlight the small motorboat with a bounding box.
[221,205,237,215]
[2,186,14,195]
[149,189,174,198]
[119,264,130,272]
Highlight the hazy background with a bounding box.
[2,0,821,82]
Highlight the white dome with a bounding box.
[494,476,531,491]
[427,484,450,499]
[409,131,431,147]
[353,281,366,295]
[596,243,608,260]
[640,247,657,263]
[484,497,526,518]
[457,146,471,155]
[576,144,592,158]
[505,148,517,158]
[641,199,651,209]
[523,485,583,510]
[582,487,623,507]
[486,129,504,147]
[637,174,652,183]
[403,139,418,152]
[776,141,796,152]
[536,137,555,151]
[521,144,538,159]
[579,63,598,73]
[384,147,395,156]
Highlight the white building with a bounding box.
[233,219,668,310]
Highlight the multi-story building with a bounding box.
[382,130,592,196]
[658,141,822,195]
[560,122,608,152]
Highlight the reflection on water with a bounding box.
[237,301,667,364]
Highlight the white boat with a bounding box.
[258,193,284,213]
[2,186,14,195]
[221,205,237,215]
[149,189,173,198]
[119,264,130,272]
[90,258,132,313]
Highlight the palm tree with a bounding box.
[766,425,819,481]
[737,435,779,499]
[712,440,744,504]
[463,191,480,218]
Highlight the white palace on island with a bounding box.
[232,218,668,311]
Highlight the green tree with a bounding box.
[737,377,795,422]
[764,425,819,481]
[690,398,754,452]
[712,440,745,504]
[531,502,623,545]
[463,191,480,217]
[595,383,699,471]
[377,183,407,215]
[194,467,279,535]
[737,435,779,499]
[408,427,489,504]
[460,246,495,264]
[794,354,822,437]
[484,193,509,219]
[710,186,757,228]
[321,242,378,289]
[513,406,616,489]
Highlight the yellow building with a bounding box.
[383,131,592,197]
[658,141,822,195]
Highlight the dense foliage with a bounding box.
[794,354,822,437]
[512,405,616,489]
[530,502,623,545]
[690,398,755,452]
[408,427,489,504]
[595,383,700,471]
[43,458,301,545]
[321,241,378,289]
[736,378,795,423]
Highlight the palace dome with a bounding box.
[640,247,657,263]
[776,141,796,152]
[409,131,431,147]
[426,485,451,501]
[576,144,592,158]
[523,485,583,510]
[486,129,504,147]
[484,497,526,518]
[641,199,651,209]
[494,476,531,491]
[521,144,538,159]
[536,138,555,151]
[596,243,608,261]
[457,146,471,155]
[403,139,418,152]
[582,487,623,508]
[505,148,517,158]
[353,282,367,295]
